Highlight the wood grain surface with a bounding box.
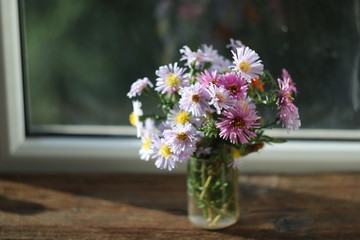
[1,173,360,239]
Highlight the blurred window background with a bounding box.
[20,0,360,136]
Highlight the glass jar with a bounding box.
[187,156,240,229]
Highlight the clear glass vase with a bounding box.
[187,156,240,229]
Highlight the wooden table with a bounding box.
[1,174,360,239]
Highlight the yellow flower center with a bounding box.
[129,112,138,126]
[232,148,241,159]
[143,138,151,150]
[176,111,190,125]
[232,117,246,129]
[285,92,293,102]
[159,145,171,159]
[165,73,180,87]
[238,60,251,73]
[176,132,188,141]
[191,94,200,103]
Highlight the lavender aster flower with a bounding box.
[239,97,257,112]
[209,55,232,73]
[218,72,248,100]
[151,137,177,171]
[180,45,206,68]
[179,82,211,117]
[207,83,235,114]
[231,46,264,81]
[200,44,220,64]
[195,146,212,157]
[180,45,229,72]
[216,101,261,144]
[226,38,245,52]
[155,62,187,94]
[163,122,197,156]
[127,77,153,98]
[167,106,194,126]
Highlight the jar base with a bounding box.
[188,215,238,230]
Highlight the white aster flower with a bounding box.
[155,62,188,94]
[231,46,264,81]
[127,77,153,98]
[139,136,153,161]
[129,100,143,137]
[139,118,158,160]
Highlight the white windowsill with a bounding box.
[1,136,360,173]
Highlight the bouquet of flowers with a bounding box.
[127,39,300,228]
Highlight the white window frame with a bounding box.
[1,0,360,173]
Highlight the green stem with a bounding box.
[142,87,159,99]
[199,175,212,200]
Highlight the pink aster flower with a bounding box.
[127,77,153,98]
[218,72,248,100]
[179,82,211,117]
[277,76,301,131]
[163,123,197,161]
[207,83,235,114]
[231,46,264,81]
[155,62,188,94]
[197,70,219,86]
[277,77,295,106]
[278,102,301,131]
[282,68,297,94]
[216,101,261,144]
[151,137,178,171]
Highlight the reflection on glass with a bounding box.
[21,0,360,131]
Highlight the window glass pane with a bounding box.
[21,0,360,133]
